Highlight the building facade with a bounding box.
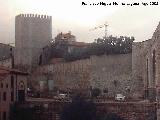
[55,32,76,44]
[131,22,160,101]
[0,66,28,120]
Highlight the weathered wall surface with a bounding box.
[0,75,12,120]
[30,53,143,98]
[0,72,28,120]
[15,14,52,71]
[145,22,160,101]
[26,100,157,120]
[132,40,153,98]
[31,59,91,93]
[90,54,133,97]
[131,22,160,101]
[96,102,156,120]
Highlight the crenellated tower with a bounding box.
[15,14,52,71]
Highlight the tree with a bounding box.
[60,95,96,120]
[42,35,135,62]
[98,113,124,120]
[10,102,35,120]
[10,102,45,120]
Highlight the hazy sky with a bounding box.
[0,0,160,44]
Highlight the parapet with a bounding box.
[16,14,52,20]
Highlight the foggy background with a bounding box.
[0,0,160,44]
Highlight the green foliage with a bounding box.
[89,35,134,55]
[60,95,96,120]
[10,102,44,120]
[63,48,89,62]
[43,35,134,62]
[64,35,134,62]
[97,113,124,120]
[10,102,34,120]
[60,94,124,120]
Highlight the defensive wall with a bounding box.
[26,98,157,120]
[30,53,144,98]
[14,14,52,71]
[132,22,160,101]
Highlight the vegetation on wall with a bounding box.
[60,95,96,120]
[10,102,45,120]
[41,35,134,63]
[60,94,124,120]
[64,36,134,61]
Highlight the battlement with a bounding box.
[16,14,52,20]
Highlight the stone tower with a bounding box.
[15,14,52,71]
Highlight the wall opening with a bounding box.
[146,58,149,88]
[153,50,156,85]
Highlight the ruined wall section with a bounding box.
[31,59,91,92]
[31,54,136,98]
[132,22,160,101]
[90,54,132,97]
[15,14,52,71]
[147,22,160,100]
[151,23,160,88]
[132,40,152,98]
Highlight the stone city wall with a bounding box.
[30,53,145,98]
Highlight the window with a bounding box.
[11,76,14,88]
[6,84,8,88]
[1,83,3,88]
[11,92,14,102]
[146,59,149,88]
[3,92,6,101]
[2,112,6,120]
[153,50,156,84]
[39,54,42,65]
[103,88,108,93]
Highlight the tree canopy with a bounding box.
[60,95,96,120]
[64,35,134,62]
[41,35,135,63]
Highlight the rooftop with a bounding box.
[0,66,28,75]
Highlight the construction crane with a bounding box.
[90,22,109,39]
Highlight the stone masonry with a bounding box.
[14,14,52,71]
[30,53,142,98]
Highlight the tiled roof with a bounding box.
[0,66,28,80]
[0,66,28,75]
[0,69,9,80]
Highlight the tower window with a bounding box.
[1,83,3,88]
[11,92,14,102]
[3,112,6,120]
[3,92,6,101]
[11,75,14,88]
[153,50,156,84]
